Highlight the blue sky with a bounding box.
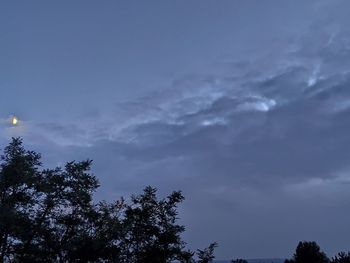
[1,0,350,259]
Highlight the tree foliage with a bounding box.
[197,242,217,263]
[0,138,216,262]
[285,242,350,263]
[285,241,330,263]
[231,259,248,263]
[331,252,350,263]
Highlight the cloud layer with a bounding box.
[2,5,350,259]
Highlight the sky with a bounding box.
[1,0,350,260]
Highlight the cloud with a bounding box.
[3,14,350,200]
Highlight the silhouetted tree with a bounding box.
[197,242,218,263]
[118,186,187,263]
[0,138,42,262]
[332,252,350,263]
[285,241,330,263]
[0,138,217,262]
[231,259,248,263]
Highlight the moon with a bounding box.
[11,116,19,126]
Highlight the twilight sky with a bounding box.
[1,0,350,260]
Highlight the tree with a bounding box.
[118,186,187,263]
[0,138,42,262]
[0,139,104,262]
[0,138,216,262]
[331,252,350,263]
[197,242,218,263]
[285,241,330,263]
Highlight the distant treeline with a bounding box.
[232,242,350,263]
[283,241,350,263]
[0,138,349,263]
